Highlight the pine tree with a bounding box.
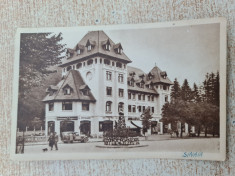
[170,78,181,100]
[192,83,201,102]
[181,79,192,101]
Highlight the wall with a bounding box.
[0,0,235,175]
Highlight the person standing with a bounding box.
[54,132,58,150]
[48,133,54,150]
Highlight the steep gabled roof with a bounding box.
[149,66,173,85]
[59,31,132,67]
[127,66,158,95]
[43,70,96,102]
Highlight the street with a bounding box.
[23,135,220,154]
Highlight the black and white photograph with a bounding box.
[11,18,226,161]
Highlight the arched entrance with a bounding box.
[80,121,91,136]
[48,121,55,135]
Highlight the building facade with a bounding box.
[43,31,173,137]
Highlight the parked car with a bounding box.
[61,131,89,143]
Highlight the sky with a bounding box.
[60,23,220,87]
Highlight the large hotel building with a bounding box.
[43,31,173,137]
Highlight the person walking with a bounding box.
[54,132,58,150]
[48,133,54,150]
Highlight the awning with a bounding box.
[131,121,143,128]
[125,120,143,129]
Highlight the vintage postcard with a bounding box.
[11,18,226,161]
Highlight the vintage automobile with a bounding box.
[61,131,89,143]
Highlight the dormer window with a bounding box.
[114,43,123,54]
[87,45,92,51]
[63,84,73,95]
[66,49,74,59]
[102,39,111,51]
[79,84,90,96]
[75,44,84,55]
[116,62,122,68]
[46,85,58,96]
[160,71,167,79]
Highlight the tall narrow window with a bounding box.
[138,94,141,100]
[118,74,124,83]
[87,45,91,51]
[128,105,131,112]
[132,93,136,100]
[143,94,145,101]
[106,87,112,96]
[132,105,136,113]
[138,106,141,113]
[106,101,112,112]
[49,102,54,111]
[119,89,124,97]
[152,107,154,113]
[151,95,154,101]
[128,92,131,99]
[106,71,112,80]
[165,95,168,102]
[148,95,150,101]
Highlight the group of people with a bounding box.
[48,132,59,150]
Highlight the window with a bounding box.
[67,66,72,71]
[76,63,82,69]
[62,101,72,110]
[99,121,113,132]
[87,45,91,51]
[116,62,122,68]
[83,62,85,66]
[128,105,131,112]
[140,82,144,88]
[118,74,124,83]
[118,102,124,113]
[132,93,136,100]
[165,95,168,102]
[49,102,54,111]
[87,59,93,65]
[105,44,110,51]
[95,58,97,63]
[106,71,112,80]
[119,89,124,97]
[106,101,112,112]
[156,85,158,89]
[148,95,151,101]
[82,102,89,111]
[163,85,167,90]
[143,94,145,101]
[152,107,154,113]
[64,87,71,95]
[143,106,145,112]
[128,92,131,99]
[138,106,141,113]
[117,48,123,54]
[104,59,110,65]
[129,80,134,87]
[138,94,141,100]
[106,87,112,96]
[112,62,115,66]
[132,105,136,113]
[100,58,102,64]
[77,49,81,55]
[82,89,89,96]
[151,95,154,101]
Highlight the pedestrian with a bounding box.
[48,133,54,150]
[54,132,58,150]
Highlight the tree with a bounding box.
[141,107,153,135]
[192,83,201,102]
[181,79,192,101]
[170,78,181,100]
[18,33,66,131]
[19,33,66,99]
